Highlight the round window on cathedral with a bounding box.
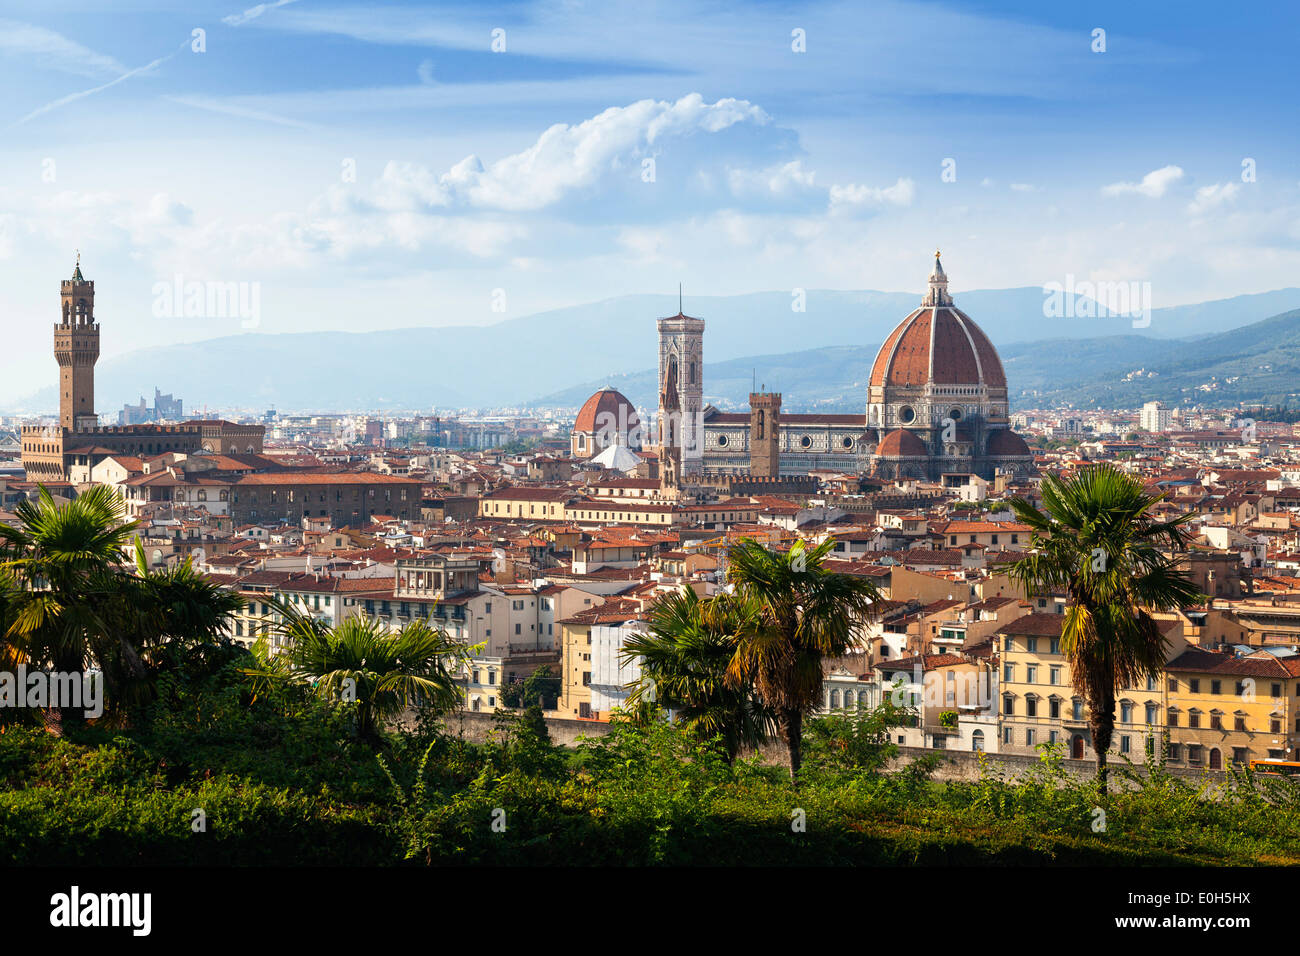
[717,435,728,447]
[841,437,853,449]
[800,435,813,448]
[948,407,963,422]
[898,406,916,424]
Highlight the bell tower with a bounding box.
[656,295,705,478]
[748,389,781,477]
[56,252,100,432]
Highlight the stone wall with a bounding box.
[887,745,1229,787]
[434,709,616,748]
[423,711,1232,788]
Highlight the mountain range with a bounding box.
[6,287,1300,415]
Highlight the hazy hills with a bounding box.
[6,286,1300,415]
[540,307,1300,413]
[1004,307,1300,409]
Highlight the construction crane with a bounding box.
[686,527,804,553]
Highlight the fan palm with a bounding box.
[998,465,1204,793]
[0,485,245,727]
[271,612,472,740]
[0,486,135,729]
[720,538,882,783]
[621,586,774,762]
[99,539,247,713]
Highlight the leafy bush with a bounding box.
[1,676,1299,866]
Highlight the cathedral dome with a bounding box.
[868,253,1006,389]
[876,428,929,457]
[572,386,642,458]
[575,386,639,435]
[986,428,1032,457]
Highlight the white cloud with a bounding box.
[1187,181,1241,216]
[11,47,178,128]
[727,161,818,200]
[223,0,300,28]
[356,94,771,213]
[164,95,314,129]
[1010,183,1040,193]
[147,193,194,226]
[829,177,915,215]
[1101,165,1184,198]
[616,226,675,263]
[0,21,126,78]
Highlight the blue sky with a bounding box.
[1,0,1298,400]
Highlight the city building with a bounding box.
[649,254,1035,480]
[1140,401,1173,433]
[1164,646,1300,768]
[570,387,642,459]
[865,254,1034,480]
[119,388,184,425]
[21,259,264,482]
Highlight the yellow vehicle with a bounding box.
[1249,759,1300,776]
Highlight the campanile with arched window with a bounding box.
[55,252,100,431]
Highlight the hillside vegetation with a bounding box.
[2,656,1298,866]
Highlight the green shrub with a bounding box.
[1,679,1298,866]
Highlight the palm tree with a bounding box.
[621,586,774,762]
[721,538,882,783]
[0,486,247,728]
[267,612,472,740]
[104,539,246,713]
[0,486,135,730]
[999,465,1204,793]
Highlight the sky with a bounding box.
[1,0,1298,400]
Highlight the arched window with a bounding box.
[971,729,985,752]
[829,689,840,709]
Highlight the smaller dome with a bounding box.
[575,387,640,434]
[589,444,642,471]
[877,428,929,457]
[986,429,1032,457]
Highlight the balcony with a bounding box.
[506,645,560,665]
[923,715,962,736]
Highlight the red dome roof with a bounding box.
[869,306,1007,389]
[877,428,929,457]
[986,428,1031,457]
[574,387,639,433]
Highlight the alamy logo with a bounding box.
[151,274,261,328]
[889,667,996,709]
[593,408,645,448]
[49,886,151,936]
[1042,274,1151,328]
[649,408,706,453]
[0,667,102,719]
